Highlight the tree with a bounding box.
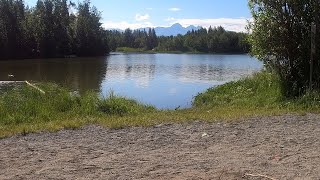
[248,0,320,97]
[0,0,26,59]
[106,26,249,54]
[123,28,134,48]
[147,28,157,50]
[53,0,71,56]
[34,0,57,57]
[74,0,109,56]
[0,0,110,60]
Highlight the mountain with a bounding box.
[139,23,201,36]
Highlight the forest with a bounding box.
[107,26,250,53]
[0,0,249,60]
[0,0,109,60]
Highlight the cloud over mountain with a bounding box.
[166,18,250,32]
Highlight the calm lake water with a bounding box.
[0,53,263,109]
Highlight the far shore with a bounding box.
[112,51,249,55]
[114,47,249,55]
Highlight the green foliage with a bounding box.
[75,91,100,115]
[193,72,282,108]
[0,0,27,59]
[75,0,109,56]
[0,0,110,60]
[0,83,155,126]
[3,74,320,137]
[116,47,146,52]
[248,0,320,97]
[108,26,249,53]
[107,28,158,51]
[98,91,155,116]
[0,83,73,125]
[194,71,320,113]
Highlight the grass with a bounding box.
[0,83,155,137]
[116,47,147,53]
[194,72,282,109]
[194,71,320,113]
[1,71,320,138]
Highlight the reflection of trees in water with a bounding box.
[103,55,248,86]
[105,56,156,88]
[0,55,262,93]
[0,57,107,93]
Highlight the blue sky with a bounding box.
[25,0,251,32]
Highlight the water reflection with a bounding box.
[0,54,263,109]
[0,57,107,93]
[105,54,156,88]
[103,54,261,85]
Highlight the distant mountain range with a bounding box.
[139,23,201,36]
[110,23,201,36]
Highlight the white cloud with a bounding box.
[166,17,251,32]
[169,8,181,11]
[103,21,154,30]
[146,8,153,10]
[103,17,252,32]
[135,14,150,21]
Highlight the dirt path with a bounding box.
[1,114,320,179]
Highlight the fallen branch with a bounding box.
[25,81,45,94]
[244,173,277,180]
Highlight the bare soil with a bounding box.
[1,114,320,180]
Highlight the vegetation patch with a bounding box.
[0,83,155,137]
[116,47,147,53]
[1,71,320,138]
[194,71,320,113]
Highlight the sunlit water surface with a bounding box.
[0,53,263,109]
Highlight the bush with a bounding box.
[248,0,320,97]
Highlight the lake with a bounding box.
[0,53,263,109]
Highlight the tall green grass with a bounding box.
[193,72,282,108]
[194,71,320,112]
[0,83,155,127]
[1,71,320,138]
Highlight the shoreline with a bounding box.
[1,71,320,138]
[113,50,249,55]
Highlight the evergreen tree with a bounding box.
[0,0,26,59]
[0,0,110,60]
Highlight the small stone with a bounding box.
[202,133,208,137]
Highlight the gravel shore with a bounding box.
[1,114,320,179]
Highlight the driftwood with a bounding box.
[25,81,46,94]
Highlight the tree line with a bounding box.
[0,0,109,60]
[0,0,249,60]
[107,26,250,53]
[106,28,158,51]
